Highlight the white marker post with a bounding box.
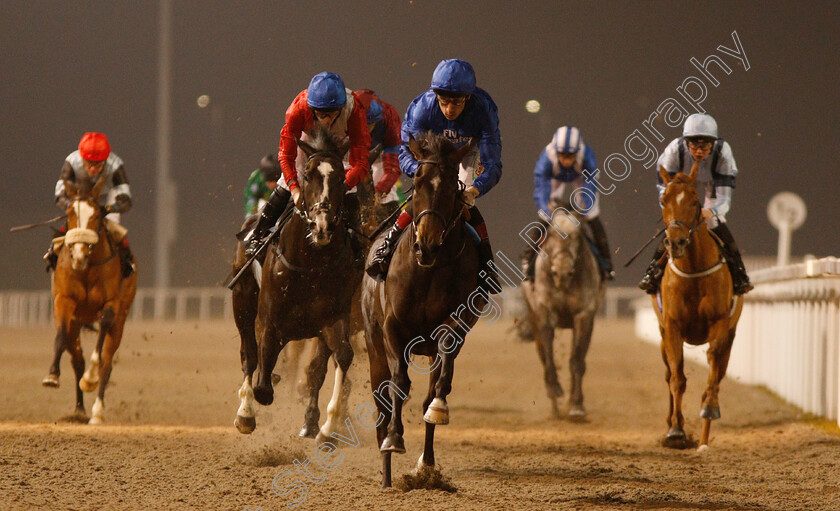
[767,192,807,267]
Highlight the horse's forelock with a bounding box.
[304,125,342,157]
[415,132,459,176]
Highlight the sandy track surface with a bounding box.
[1,318,838,510]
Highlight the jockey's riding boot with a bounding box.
[587,217,615,281]
[712,223,754,295]
[477,238,501,294]
[365,221,405,281]
[342,193,366,270]
[118,242,136,279]
[521,248,538,283]
[244,188,291,257]
[638,243,667,295]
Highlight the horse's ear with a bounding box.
[296,136,316,159]
[408,133,423,160]
[339,139,351,159]
[658,166,672,185]
[688,162,699,183]
[452,138,475,164]
[63,179,78,200]
[90,171,106,201]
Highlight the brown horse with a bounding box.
[43,174,137,424]
[654,163,743,449]
[232,127,362,442]
[362,132,484,488]
[521,200,605,418]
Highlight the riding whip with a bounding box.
[224,203,295,289]
[367,191,413,241]
[10,214,68,232]
[623,225,666,268]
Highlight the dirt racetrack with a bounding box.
[1,317,839,510]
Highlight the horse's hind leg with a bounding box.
[300,338,332,438]
[316,319,354,444]
[569,313,595,418]
[700,320,735,446]
[365,318,395,488]
[534,323,563,417]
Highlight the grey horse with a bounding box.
[520,200,605,418]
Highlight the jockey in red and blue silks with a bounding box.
[522,125,615,281]
[365,58,503,294]
[352,89,402,206]
[244,72,371,264]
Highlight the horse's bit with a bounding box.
[411,159,467,246]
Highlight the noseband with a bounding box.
[412,159,466,245]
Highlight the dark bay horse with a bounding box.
[232,127,362,443]
[521,200,605,418]
[362,132,484,488]
[43,175,137,424]
[654,163,743,449]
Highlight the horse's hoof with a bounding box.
[697,444,710,453]
[79,378,99,392]
[568,404,587,420]
[42,374,59,388]
[253,385,274,406]
[666,426,686,440]
[88,416,104,425]
[700,405,721,420]
[315,430,332,446]
[271,373,281,386]
[299,423,319,439]
[379,434,406,454]
[423,397,449,425]
[548,384,564,399]
[234,415,256,434]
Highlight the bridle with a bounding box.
[66,199,117,267]
[663,182,703,246]
[295,151,344,227]
[663,183,724,278]
[411,159,466,246]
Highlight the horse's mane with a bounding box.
[304,125,342,157]
[414,131,460,174]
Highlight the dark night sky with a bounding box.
[2,0,838,290]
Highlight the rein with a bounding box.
[410,158,468,268]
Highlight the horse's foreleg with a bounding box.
[232,276,259,433]
[534,322,562,417]
[316,320,353,444]
[80,310,110,393]
[699,320,735,446]
[419,364,443,470]
[366,322,394,488]
[90,306,118,425]
[568,313,595,418]
[67,335,86,415]
[44,297,77,387]
[427,326,468,426]
[253,319,285,406]
[661,321,687,445]
[300,338,331,438]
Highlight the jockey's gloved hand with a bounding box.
[462,186,479,207]
[103,204,119,215]
[291,188,303,209]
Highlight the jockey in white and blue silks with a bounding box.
[638,113,752,295]
[365,58,503,293]
[523,126,615,280]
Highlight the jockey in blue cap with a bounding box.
[639,113,752,295]
[522,125,615,281]
[365,58,503,294]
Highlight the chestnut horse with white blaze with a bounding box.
[43,174,137,425]
[654,163,743,449]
